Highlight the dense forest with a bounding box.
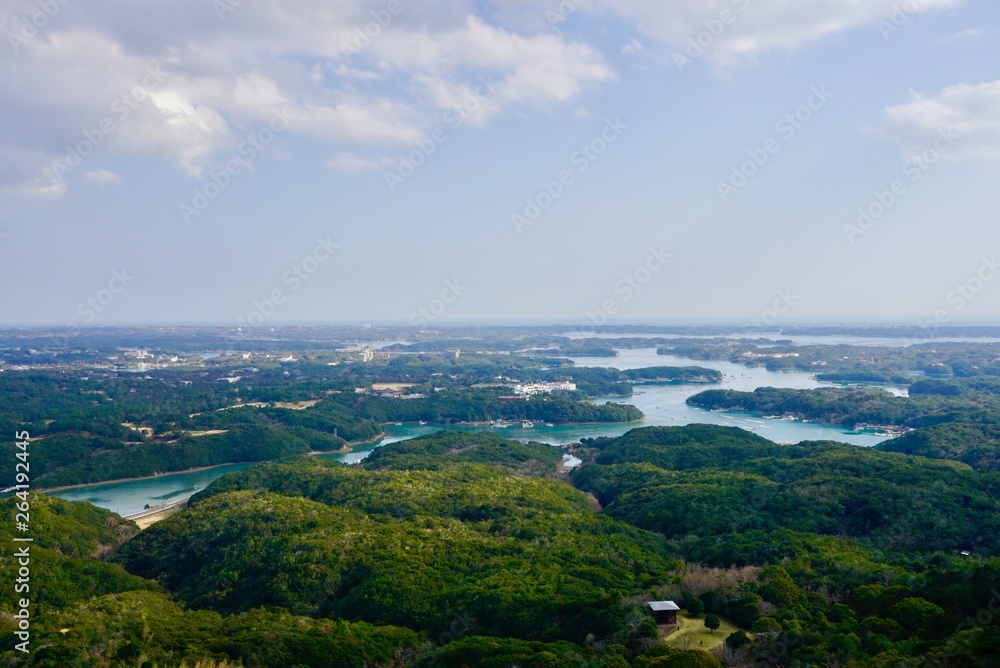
[574,425,1000,555]
[0,350,729,486]
[4,329,1000,665]
[360,430,566,474]
[1,435,699,666]
[570,425,1000,665]
[686,386,1000,429]
[345,390,644,426]
[2,425,999,665]
[877,422,1000,470]
[659,339,1000,380]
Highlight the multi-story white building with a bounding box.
[512,381,577,396]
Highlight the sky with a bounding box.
[1,0,999,329]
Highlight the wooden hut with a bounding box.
[647,600,680,625]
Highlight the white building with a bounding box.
[512,381,577,396]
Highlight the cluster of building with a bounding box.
[511,381,577,396]
[740,351,801,359]
[356,383,426,399]
[359,347,393,363]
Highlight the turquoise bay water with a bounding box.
[49,463,255,518]
[50,346,902,515]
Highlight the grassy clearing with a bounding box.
[663,612,741,651]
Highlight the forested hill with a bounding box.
[3,433,714,666]
[878,422,1000,470]
[5,427,1000,665]
[0,355,661,488]
[110,451,693,666]
[583,424,786,468]
[569,425,1000,664]
[572,425,1000,554]
[360,430,565,474]
[686,386,1000,428]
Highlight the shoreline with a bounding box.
[385,418,646,428]
[308,432,386,457]
[37,462,258,494]
[693,406,907,437]
[37,420,644,495]
[39,433,390,493]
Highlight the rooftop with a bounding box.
[647,601,680,612]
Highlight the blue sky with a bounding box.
[1,0,999,328]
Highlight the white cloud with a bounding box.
[371,16,614,114]
[621,38,644,56]
[0,147,66,198]
[0,1,614,196]
[2,174,66,199]
[948,28,983,39]
[3,0,961,197]
[84,169,123,185]
[484,0,964,70]
[331,64,384,81]
[596,0,963,69]
[880,80,1000,160]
